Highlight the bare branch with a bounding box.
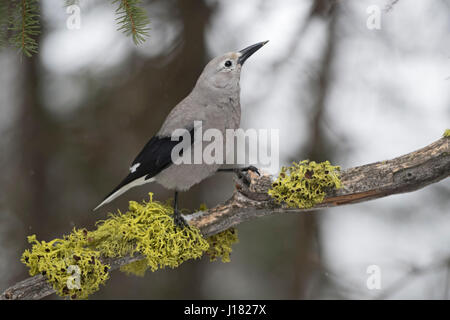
[385,0,400,13]
[1,136,449,300]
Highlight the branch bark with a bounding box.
[1,136,449,300]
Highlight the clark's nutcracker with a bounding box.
[94,41,269,226]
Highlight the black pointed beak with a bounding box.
[238,40,269,65]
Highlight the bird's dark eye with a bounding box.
[224,60,232,67]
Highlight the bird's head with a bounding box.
[195,41,269,96]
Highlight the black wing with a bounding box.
[96,128,194,208]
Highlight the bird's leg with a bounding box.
[218,166,260,186]
[173,191,189,229]
[218,165,260,175]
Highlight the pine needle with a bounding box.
[64,0,80,7]
[0,0,10,47]
[112,0,150,45]
[9,0,40,57]
[1,0,151,57]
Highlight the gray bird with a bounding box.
[94,41,268,226]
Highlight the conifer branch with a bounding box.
[0,1,7,46]
[64,0,80,7]
[113,0,150,45]
[0,0,151,57]
[9,0,40,57]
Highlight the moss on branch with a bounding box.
[268,160,342,208]
[443,129,450,138]
[21,193,238,299]
[6,136,449,301]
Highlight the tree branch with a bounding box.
[1,136,449,300]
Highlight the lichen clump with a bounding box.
[21,193,239,299]
[22,233,109,300]
[94,196,209,273]
[206,228,239,263]
[443,129,450,138]
[268,160,341,208]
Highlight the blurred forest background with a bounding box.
[0,0,449,299]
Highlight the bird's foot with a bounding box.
[173,210,189,229]
[241,165,260,176]
[234,166,260,187]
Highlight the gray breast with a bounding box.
[155,100,240,191]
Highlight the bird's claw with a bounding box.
[173,211,189,229]
[233,166,260,187]
[242,165,260,176]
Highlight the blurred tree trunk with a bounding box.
[291,0,337,299]
[14,4,56,238]
[18,55,46,225]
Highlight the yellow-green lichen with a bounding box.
[195,203,239,263]
[206,228,239,263]
[22,232,109,299]
[22,193,239,298]
[120,259,150,277]
[96,194,209,275]
[198,203,208,212]
[443,129,450,138]
[268,160,341,208]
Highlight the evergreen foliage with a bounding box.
[0,0,151,57]
[0,1,8,46]
[9,0,40,57]
[113,0,150,45]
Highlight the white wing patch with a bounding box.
[130,163,141,173]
